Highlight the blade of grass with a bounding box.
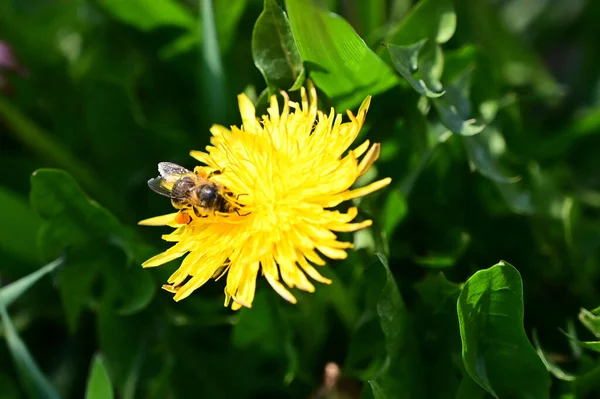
[199,0,227,125]
[0,257,64,308]
[0,295,61,399]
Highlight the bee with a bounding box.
[148,162,245,218]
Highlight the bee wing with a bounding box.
[158,162,192,178]
[147,177,173,198]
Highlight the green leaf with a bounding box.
[368,380,386,398]
[85,353,114,399]
[463,128,520,184]
[533,332,576,381]
[285,0,398,109]
[364,254,423,398]
[30,169,123,259]
[386,0,457,45]
[30,169,156,318]
[414,272,461,310]
[579,308,600,337]
[252,0,304,90]
[0,299,61,399]
[432,69,486,136]
[457,261,551,398]
[214,0,248,52]
[97,0,195,31]
[58,250,102,332]
[0,257,63,308]
[0,186,42,264]
[386,40,445,98]
[30,169,152,264]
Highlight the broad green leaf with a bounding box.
[387,40,445,98]
[285,0,398,109]
[0,299,61,399]
[58,250,102,332]
[97,0,195,31]
[30,169,123,259]
[30,169,153,264]
[457,261,551,398]
[115,266,156,316]
[0,186,41,264]
[386,0,456,45]
[30,169,156,317]
[364,254,423,398]
[252,0,303,90]
[0,257,63,308]
[85,353,114,399]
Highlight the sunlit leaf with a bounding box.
[85,353,114,399]
[285,0,398,109]
[387,40,445,98]
[386,0,456,45]
[457,261,551,398]
[432,69,486,136]
[578,308,600,338]
[252,0,304,90]
[97,0,195,31]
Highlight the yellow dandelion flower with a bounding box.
[140,83,391,310]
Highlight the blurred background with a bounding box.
[2,0,600,398]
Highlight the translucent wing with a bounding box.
[147,177,173,198]
[158,162,192,178]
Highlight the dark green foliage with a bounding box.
[2,0,600,398]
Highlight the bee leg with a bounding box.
[207,169,223,179]
[235,208,251,217]
[193,207,208,218]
